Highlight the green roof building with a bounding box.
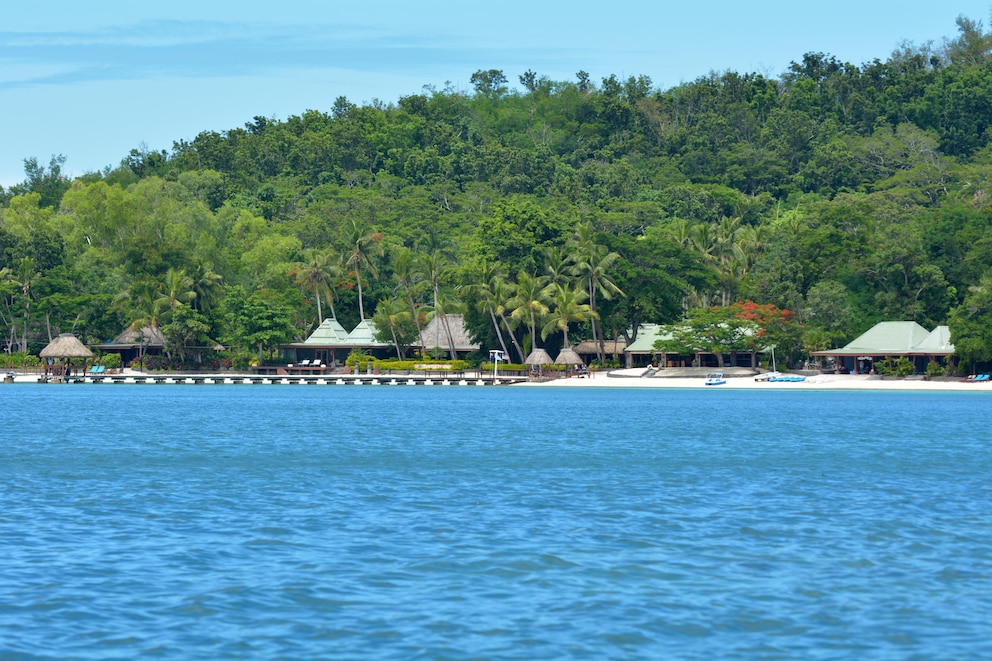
[811,321,955,374]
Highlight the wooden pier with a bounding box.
[28,372,528,386]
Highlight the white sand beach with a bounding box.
[515,368,992,392]
[5,367,990,392]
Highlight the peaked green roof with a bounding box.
[302,317,350,345]
[917,325,954,353]
[846,321,930,352]
[813,321,953,356]
[345,319,390,347]
[624,324,665,353]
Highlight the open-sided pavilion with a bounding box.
[810,321,955,374]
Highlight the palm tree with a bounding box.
[291,249,339,323]
[372,297,412,360]
[190,264,224,314]
[509,271,551,354]
[12,257,40,351]
[126,279,166,368]
[420,292,464,360]
[0,266,14,351]
[419,251,460,359]
[569,224,623,365]
[343,219,384,320]
[541,283,595,348]
[156,268,197,317]
[472,260,512,360]
[543,245,575,287]
[392,246,426,339]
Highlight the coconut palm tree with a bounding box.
[569,224,623,365]
[342,218,384,320]
[156,268,197,316]
[391,246,426,339]
[125,280,166,368]
[472,260,512,360]
[541,283,595,348]
[372,297,412,360]
[190,264,224,314]
[418,251,460,360]
[291,249,339,323]
[543,245,575,287]
[509,271,551,354]
[12,257,40,352]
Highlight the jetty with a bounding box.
[4,370,527,387]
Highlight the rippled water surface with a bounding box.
[2,384,992,659]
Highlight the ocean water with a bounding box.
[2,383,991,660]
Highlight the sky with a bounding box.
[1,1,990,188]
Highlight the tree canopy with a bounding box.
[4,17,992,369]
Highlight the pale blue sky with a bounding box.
[1,1,989,187]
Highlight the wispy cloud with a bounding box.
[0,19,569,91]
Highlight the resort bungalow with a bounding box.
[622,323,760,369]
[412,314,479,359]
[280,317,392,368]
[573,339,626,365]
[810,321,955,374]
[95,325,166,367]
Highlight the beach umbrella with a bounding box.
[554,346,584,365]
[524,348,553,366]
[524,347,553,377]
[40,333,94,359]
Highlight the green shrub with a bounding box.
[372,358,471,372]
[97,353,122,369]
[926,360,944,378]
[0,352,40,368]
[879,357,916,377]
[482,362,527,372]
[230,352,255,371]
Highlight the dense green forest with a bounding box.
[4,16,992,370]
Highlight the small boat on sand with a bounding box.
[704,372,726,386]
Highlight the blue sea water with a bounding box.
[2,383,992,660]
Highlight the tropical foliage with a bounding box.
[4,17,992,367]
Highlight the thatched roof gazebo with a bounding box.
[40,333,94,378]
[41,333,94,359]
[524,347,553,378]
[554,347,584,366]
[525,348,553,366]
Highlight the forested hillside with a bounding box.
[3,17,992,369]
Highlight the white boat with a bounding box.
[755,371,781,381]
[704,372,726,386]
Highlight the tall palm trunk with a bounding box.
[355,268,366,320]
[488,305,510,359]
[500,313,526,363]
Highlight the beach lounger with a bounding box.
[311,360,322,368]
[298,359,310,367]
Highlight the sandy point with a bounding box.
[512,368,992,392]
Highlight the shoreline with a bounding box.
[3,368,989,392]
[515,368,992,392]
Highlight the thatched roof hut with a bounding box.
[40,333,94,358]
[524,348,553,365]
[573,339,626,357]
[416,314,479,354]
[554,347,584,365]
[112,325,167,348]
